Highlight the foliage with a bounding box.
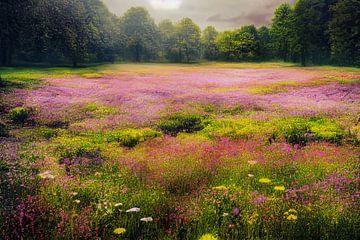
[176,18,202,62]
[294,0,336,65]
[120,7,159,62]
[0,1,359,66]
[1,64,359,239]
[202,26,219,60]
[329,0,360,66]
[270,3,298,62]
[8,107,30,123]
[158,113,204,135]
[217,25,260,61]
[105,128,161,147]
[0,121,8,137]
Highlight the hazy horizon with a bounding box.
[102,0,294,30]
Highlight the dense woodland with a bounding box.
[0,0,359,67]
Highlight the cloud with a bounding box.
[102,0,293,30]
[207,12,272,27]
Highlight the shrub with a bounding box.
[275,118,312,147]
[158,113,204,136]
[200,117,268,140]
[8,107,29,123]
[54,136,98,159]
[106,128,161,147]
[37,127,57,140]
[309,118,345,144]
[0,121,8,137]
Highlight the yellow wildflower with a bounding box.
[113,228,126,235]
[286,214,298,221]
[199,233,219,240]
[288,209,297,213]
[212,185,228,191]
[259,178,272,184]
[247,219,255,225]
[73,200,81,204]
[274,186,285,191]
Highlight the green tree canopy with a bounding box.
[217,25,259,61]
[270,3,297,62]
[120,7,159,62]
[202,26,219,60]
[329,0,360,66]
[176,18,201,62]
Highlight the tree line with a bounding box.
[0,0,359,67]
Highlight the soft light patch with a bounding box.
[149,0,181,9]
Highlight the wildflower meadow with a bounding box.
[0,62,359,239]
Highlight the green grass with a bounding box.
[1,63,359,240]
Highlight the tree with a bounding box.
[81,0,120,62]
[258,26,272,60]
[158,20,178,61]
[270,3,298,62]
[294,0,337,65]
[216,25,259,61]
[329,0,360,66]
[175,18,201,62]
[202,26,219,60]
[0,0,35,66]
[120,7,159,62]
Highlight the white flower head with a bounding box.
[38,171,55,179]
[126,207,140,213]
[140,217,153,222]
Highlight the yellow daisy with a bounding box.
[259,178,272,184]
[286,214,298,221]
[274,186,285,191]
[199,233,219,240]
[113,228,126,235]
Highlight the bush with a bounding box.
[275,118,312,147]
[158,113,204,136]
[106,128,161,147]
[309,118,345,144]
[8,107,29,123]
[0,121,8,137]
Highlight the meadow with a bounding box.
[0,62,359,239]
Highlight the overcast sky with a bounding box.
[102,0,294,30]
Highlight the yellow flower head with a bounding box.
[259,178,272,184]
[114,228,126,235]
[73,200,81,204]
[212,185,228,191]
[286,214,298,221]
[288,209,297,213]
[274,186,285,191]
[247,219,255,225]
[199,233,219,240]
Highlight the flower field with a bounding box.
[0,63,359,239]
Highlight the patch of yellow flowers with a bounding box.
[284,209,298,222]
[199,233,219,240]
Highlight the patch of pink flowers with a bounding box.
[9,68,359,130]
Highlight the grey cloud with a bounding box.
[102,0,293,30]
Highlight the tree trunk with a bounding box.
[72,55,78,68]
[135,43,141,62]
[1,45,7,66]
[6,43,13,66]
[301,49,306,66]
